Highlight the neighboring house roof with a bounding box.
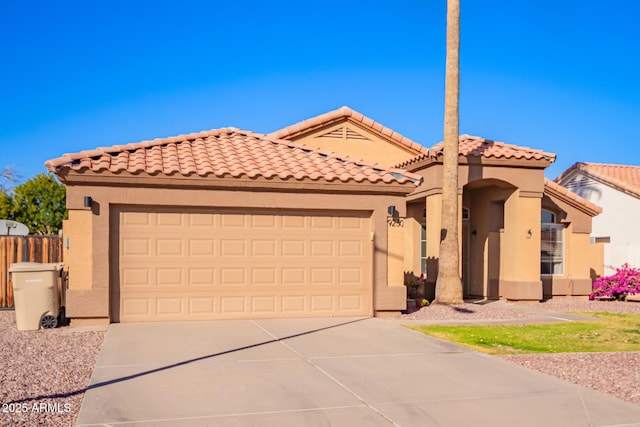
[267,106,429,156]
[395,135,557,168]
[45,128,422,187]
[555,162,640,199]
[544,178,602,216]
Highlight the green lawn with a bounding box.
[410,313,640,354]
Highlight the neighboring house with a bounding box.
[45,107,602,325]
[555,162,640,272]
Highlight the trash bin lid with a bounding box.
[8,262,60,273]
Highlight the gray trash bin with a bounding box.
[9,262,63,330]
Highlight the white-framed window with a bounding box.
[420,223,427,275]
[541,209,564,275]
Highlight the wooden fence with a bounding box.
[0,236,64,308]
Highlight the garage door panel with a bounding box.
[188,239,215,256]
[117,209,372,321]
[281,268,305,285]
[220,239,246,256]
[282,216,305,228]
[252,268,277,285]
[310,295,334,311]
[122,238,151,256]
[252,215,276,228]
[339,216,365,230]
[156,212,183,226]
[220,268,246,286]
[340,294,365,310]
[281,240,305,256]
[156,268,183,286]
[221,214,246,228]
[188,213,215,227]
[339,240,363,256]
[251,296,277,314]
[156,297,184,316]
[122,268,150,286]
[122,211,152,226]
[220,296,246,314]
[251,240,276,256]
[189,297,215,314]
[311,216,333,229]
[310,240,334,256]
[189,268,215,286]
[310,268,333,284]
[121,297,151,317]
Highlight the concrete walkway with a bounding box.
[78,317,640,426]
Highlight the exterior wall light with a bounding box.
[387,205,402,226]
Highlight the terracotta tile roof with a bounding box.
[544,178,602,215]
[268,106,429,155]
[45,128,422,187]
[395,135,557,168]
[555,162,640,199]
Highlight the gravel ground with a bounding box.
[515,298,640,315]
[390,300,540,320]
[395,299,640,406]
[0,311,105,427]
[504,299,640,406]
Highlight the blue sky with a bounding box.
[1,0,639,182]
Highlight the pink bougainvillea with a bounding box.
[590,263,640,301]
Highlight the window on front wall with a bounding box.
[420,223,427,275]
[541,209,564,275]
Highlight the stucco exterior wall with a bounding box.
[403,203,424,277]
[411,163,550,301]
[541,224,594,298]
[64,182,409,322]
[63,210,93,291]
[540,191,602,298]
[387,206,405,290]
[500,192,543,300]
[463,185,513,298]
[288,121,418,167]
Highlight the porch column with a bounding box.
[501,191,542,300]
[424,194,441,288]
[458,193,463,277]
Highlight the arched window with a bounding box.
[541,209,555,223]
[541,209,564,275]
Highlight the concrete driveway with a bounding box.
[78,317,640,426]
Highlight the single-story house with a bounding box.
[45,107,603,325]
[555,162,640,272]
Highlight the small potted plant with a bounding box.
[415,298,429,309]
[405,273,426,299]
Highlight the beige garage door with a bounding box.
[112,208,372,322]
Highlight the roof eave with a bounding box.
[53,169,420,195]
[399,154,554,172]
